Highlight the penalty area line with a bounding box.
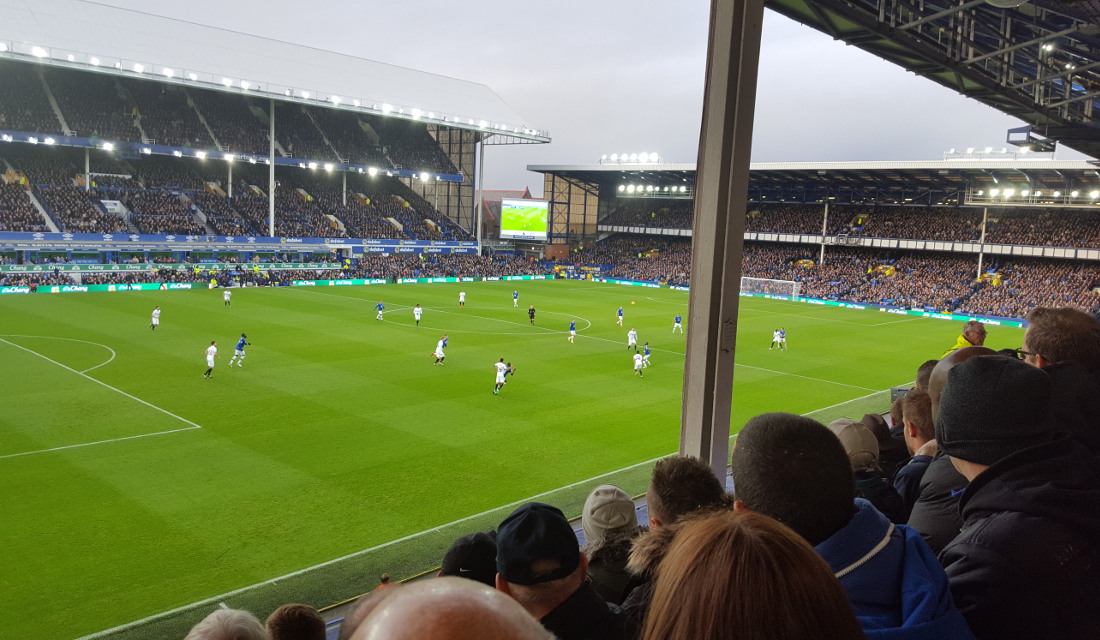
[0,338,204,460]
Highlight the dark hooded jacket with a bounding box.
[1042,362,1100,454]
[940,434,1100,639]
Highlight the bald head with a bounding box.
[928,346,997,422]
[351,577,553,640]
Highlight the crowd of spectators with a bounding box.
[35,186,127,233]
[0,183,50,232]
[45,68,141,142]
[984,208,1100,247]
[372,119,459,175]
[136,156,206,191]
[188,91,271,155]
[0,60,62,134]
[125,190,205,235]
[308,107,389,166]
[602,200,694,229]
[276,103,338,161]
[123,79,213,148]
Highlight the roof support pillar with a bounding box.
[680,0,765,479]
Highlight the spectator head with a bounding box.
[266,603,324,640]
[337,588,401,640]
[351,577,552,640]
[914,359,939,392]
[900,389,935,454]
[731,413,855,546]
[890,396,905,431]
[962,320,987,346]
[937,355,1055,480]
[646,455,728,528]
[827,418,880,473]
[928,346,997,422]
[439,531,498,587]
[1023,306,1100,370]
[581,484,639,546]
[184,608,266,640]
[495,503,586,620]
[642,511,863,640]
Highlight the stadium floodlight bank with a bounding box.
[740,277,801,299]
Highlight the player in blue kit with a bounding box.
[513,290,519,308]
[375,300,384,320]
[568,319,576,343]
[228,333,251,367]
[617,306,624,327]
[673,314,683,333]
[643,342,651,368]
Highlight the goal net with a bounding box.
[740,277,801,299]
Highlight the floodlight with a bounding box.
[241,81,250,90]
[196,151,208,159]
[386,171,393,177]
[308,162,318,170]
[1071,190,1080,197]
[381,103,393,114]
[27,137,38,144]
[298,162,306,168]
[134,63,145,73]
[478,120,488,128]
[324,163,334,171]
[680,186,687,193]
[467,119,474,125]
[638,153,649,163]
[1020,147,1030,154]
[1091,191,1099,199]
[102,142,115,151]
[990,188,1000,196]
[1053,191,1061,197]
[419,172,429,182]
[1034,190,1042,197]
[1003,188,1015,197]
[44,137,55,145]
[627,185,635,193]
[66,54,75,62]
[368,167,378,176]
[629,153,638,161]
[172,150,183,157]
[31,46,47,58]
[1042,43,1055,52]
[248,157,256,164]
[188,72,197,81]
[428,112,435,119]
[0,43,7,53]
[224,153,235,162]
[162,68,174,78]
[411,108,422,119]
[141,147,151,154]
[221,77,233,87]
[352,99,361,107]
[301,90,311,99]
[1021,190,1030,196]
[0,134,11,141]
[330,95,340,105]
[610,154,619,161]
[113,62,121,69]
[284,89,292,96]
[618,185,624,191]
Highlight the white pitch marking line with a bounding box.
[0,334,117,373]
[0,338,203,460]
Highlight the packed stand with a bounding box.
[134,156,206,190]
[45,69,140,142]
[35,186,127,233]
[845,205,982,242]
[0,60,62,134]
[602,200,694,229]
[123,79,213,148]
[743,203,823,234]
[2,147,78,186]
[188,90,270,155]
[372,119,459,174]
[275,103,337,161]
[192,193,256,236]
[309,107,389,165]
[124,190,205,235]
[0,182,50,232]
[955,258,1100,316]
[983,207,1100,248]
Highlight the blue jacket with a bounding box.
[816,499,975,639]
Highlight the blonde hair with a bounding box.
[184,608,267,640]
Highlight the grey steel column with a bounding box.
[269,98,276,237]
[84,147,90,192]
[820,203,829,264]
[476,138,485,251]
[227,162,233,199]
[681,0,765,478]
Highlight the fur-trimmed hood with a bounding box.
[626,498,734,577]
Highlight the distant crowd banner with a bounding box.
[395,275,553,284]
[0,274,554,294]
[0,282,197,294]
[3,262,349,273]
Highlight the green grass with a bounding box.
[0,280,1024,639]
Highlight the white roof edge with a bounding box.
[0,0,549,140]
[527,160,1099,172]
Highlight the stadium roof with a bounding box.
[765,0,1100,159]
[529,159,1100,204]
[0,0,549,143]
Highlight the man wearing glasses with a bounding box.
[942,320,987,358]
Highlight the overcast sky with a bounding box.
[99,0,1085,194]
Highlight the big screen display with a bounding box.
[499,199,549,241]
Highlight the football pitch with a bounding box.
[0,279,1021,639]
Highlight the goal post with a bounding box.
[740,277,801,299]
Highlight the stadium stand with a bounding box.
[0,60,62,134]
[122,78,215,148]
[44,67,142,142]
